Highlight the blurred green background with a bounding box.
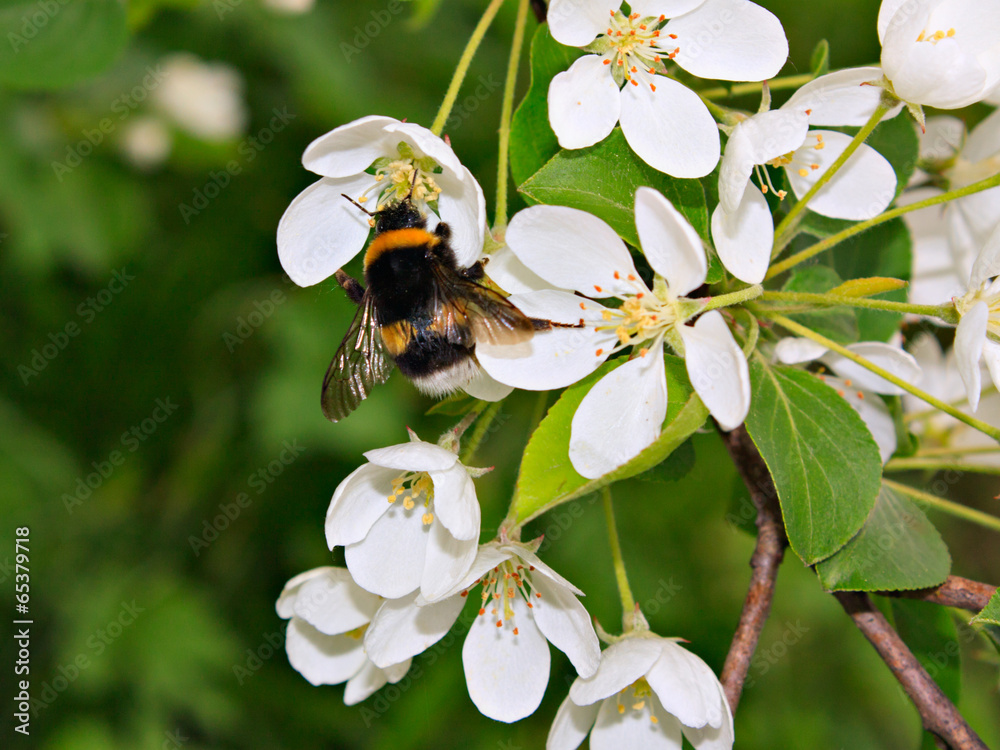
[1,0,998,748]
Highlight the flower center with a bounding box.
[355,144,443,213]
[950,153,1000,189]
[583,272,678,358]
[387,471,436,526]
[915,27,956,44]
[770,131,824,178]
[599,10,672,91]
[466,559,540,636]
[616,678,660,725]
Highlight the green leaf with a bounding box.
[635,437,695,484]
[744,357,882,564]
[512,355,708,524]
[782,265,859,344]
[832,218,912,342]
[891,600,961,705]
[810,39,830,76]
[972,590,1000,628]
[509,25,582,187]
[519,128,710,247]
[0,0,128,89]
[815,484,950,590]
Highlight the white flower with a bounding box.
[545,0,787,178]
[952,222,1000,411]
[276,566,411,702]
[277,115,487,286]
[905,335,1000,461]
[774,338,922,463]
[153,53,248,141]
[263,0,314,13]
[119,116,172,170]
[878,0,1000,109]
[547,633,733,750]
[363,540,601,723]
[478,188,751,479]
[325,431,482,603]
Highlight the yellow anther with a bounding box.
[421,512,434,525]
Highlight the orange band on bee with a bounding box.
[364,228,439,268]
[379,320,418,356]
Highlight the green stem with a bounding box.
[602,486,635,618]
[883,478,1000,533]
[886,458,1000,476]
[766,172,1000,280]
[430,0,508,136]
[700,73,814,100]
[700,284,763,313]
[460,400,503,463]
[765,313,1000,444]
[915,445,1000,458]
[771,103,889,252]
[759,290,956,323]
[495,0,530,228]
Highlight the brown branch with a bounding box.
[529,0,546,23]
[881,575,997,613]
[719,426,788,713]
[835,592,988,750]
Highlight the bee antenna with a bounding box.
[341,194,375,217]
[406,170,419,201]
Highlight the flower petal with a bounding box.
[292,568,381,635]
[983,339,1000,396]
[547,694,600,750]
[620,79,720,178]
[718,125,756,213]
[511,546,586,597]
[420,521,478,603]
[428,463,480,540]
[955,300,989,412]
[462,368,515,401]
[570,637,664,705]
[782,67,903,126]
[344,507,429,598]
[276,566,336,618]
[824,376,898,464]
[711,184,773,284]
[343,660,390,706]
[548,56,622,150]
[664,0,788,82]
[970,222,1000,290]
[284,618,366,687]
[276,174,374,287]
[645,641,724,729]
[590,691,684,750]
[420,542,515,603]
[635,187,707,295]
[388,120,465,175]
[476,291,619,390]
[773,337,829,364]
[364,441,458,472]
[364,591,466,668]
[681,683,735,750]
[506,205,641,296]
[630,0,706,16]
[785,132,896,221]
[741,108,811,163]
[301,115,402,177]
[532,574,601,678]
[547,0,622,47]
[569,347,668,479]
[436,165,487,268]
[679,311,750,430]
[325,463,397,549]
[485,246,561,295]
[462,596,551,722]
[821,342,922,396]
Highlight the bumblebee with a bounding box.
[321,198,549,422]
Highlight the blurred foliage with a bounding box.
[0,1,997,749]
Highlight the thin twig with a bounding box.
[881,575,997,613]
[835,592,988,749]
[718,426,788,713]
[529,0,546,22]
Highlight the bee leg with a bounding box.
[433,221,452,242]
[334,269,366,306]
[458,260,486,281]
[531,317,584,330]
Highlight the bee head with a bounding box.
[373,198,427,234]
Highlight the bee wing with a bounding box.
[430,264,536,346]
[321,294,395,422]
